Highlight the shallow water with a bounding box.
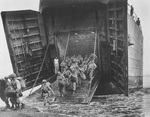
[16,89,149,117]
[1,91,150,117]
[1,76,150,117]
[143,94,150,116]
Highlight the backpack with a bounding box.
[16,77,26,90]
[58,79,66,87]
[70,76,76,82]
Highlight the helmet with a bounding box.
[57,71,61,75]
[9,73,16,78]
[4,76,8,79]
[42,79,47,83]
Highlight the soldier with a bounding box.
[77,54,83,64]
[70,71,77,94]
[0,78,10,108]
[60,59,67,72]
[87,60,97,80]
[63,66,71,90]
[84,55,89,62]
[4,76,12,108]
[41,79,54,98]
[66,57,72,68]
[9,73,22,109]
[57,71,66,97]
[70,60,79,88]
[70,60,80,94]
[4,76,11,87]
[78,64,86,81]
[40,79,55,105]
[4,81,15,109]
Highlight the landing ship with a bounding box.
[1,0,143,103]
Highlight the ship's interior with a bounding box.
[1,0,128,98]
[41,1,127,95]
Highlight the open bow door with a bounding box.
[1,10,52,89]
[107,0,128,96]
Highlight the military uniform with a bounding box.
[57,72,66,97]
[88,61,97,80]
[79,66,86,80]
[63,68,71,86]
[11,78,22,100]
[9,74,22,108]
[4,76,11,87]
[60,60,66,72]
[41,80,53,97]
[41,79,55,105]
[70,64,79,94]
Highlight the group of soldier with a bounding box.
[1,54,97,108]
[54,54,97,97]
[3,73,25,109]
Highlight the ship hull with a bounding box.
[128,14,143,88]
[1,0,143,97]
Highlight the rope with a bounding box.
[28,44,50,96]
[93,30,97,61]
[64,32,70,60]
[88,30,97,92]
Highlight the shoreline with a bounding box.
[0,89,150,117]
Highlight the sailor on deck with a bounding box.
[136,18,140,26]
[130,5,134,16]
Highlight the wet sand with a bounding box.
[0,89,150,117]
[1,75,150,117]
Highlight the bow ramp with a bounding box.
[52,72,100,104]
